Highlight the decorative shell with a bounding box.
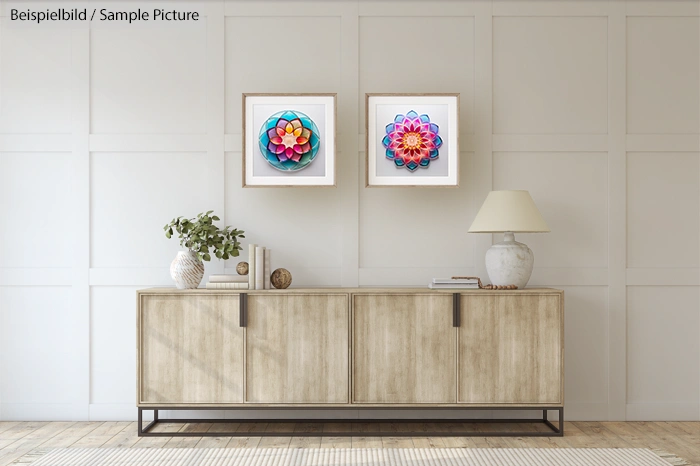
[236,261,249,275]
[270,268,292,289]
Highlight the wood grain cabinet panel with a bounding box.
[458,293,563,404]
[138,294,243,404]
[245,294,349,403]
[352,294,456,403]
[137,288,563,408]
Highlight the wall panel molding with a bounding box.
[0,135,71,152]
[1,0,699,422]
[493,0,611,17]
[626,0,700,17]
[473,0,493,281]
[70,26,91,421]
[0,269,73,287]
[626,134,700,152]
[224,1,346,16]
[89,134,207,152]
[492,134,608,152]
[359,1,479,17]
[206,0,226,280]
[339,2,360,287]
[607,0,628,421]
[627,268,700,286]
[529,267,609,286]
[626,403,700,422]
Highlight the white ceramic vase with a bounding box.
[484,232,534,289]
[170,250,204,289]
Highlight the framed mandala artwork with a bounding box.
[365,93,459,187]
[243,93,336,187]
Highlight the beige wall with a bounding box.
[0,0,698,421]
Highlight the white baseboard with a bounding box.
[565,402,609,421]
[626,402,700,421]
[1,403,87,421]
[89,403,142,421]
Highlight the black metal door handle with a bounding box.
[453,293,460,327]
[240,293,247,327]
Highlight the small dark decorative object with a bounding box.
[451,276,518,290]
[270,268,292,289]
[236,261,249,275]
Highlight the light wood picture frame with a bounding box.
[243,93,337,187]
[365,93,460,187]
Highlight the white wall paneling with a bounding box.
[90,286,140,420]
[627,152,700,269]
[626,16,700,135]
[0,287,81,420]
[90,21,208,134]
[493,16,608,135]
[0,0,698,421]
[608,0,628,421]
[0,27,72,134]
[627,286,700,420]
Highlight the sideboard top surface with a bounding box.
[137,287,563,295]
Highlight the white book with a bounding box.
[209,274,248,283]
[206,282,249,289]
[264,249,271,290]
[432,278,479,284]
[255,246,265,290]
[428,283,480,289]
[248,244,256,290]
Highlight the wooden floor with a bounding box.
[0,421,697,465]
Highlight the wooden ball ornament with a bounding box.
[270,268,292,289]
[236,261,249,275]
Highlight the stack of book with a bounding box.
[205,274,249,289]
[248,244,272,290]
[428,278,480,289]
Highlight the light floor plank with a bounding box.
[70,421,130,448]
[0,422,75,466]
[351,436,382,448]
[101,422,140,448]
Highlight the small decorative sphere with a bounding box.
[270,268,292,289]
[236,262,249,275]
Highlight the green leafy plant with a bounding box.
[164,211,245,262]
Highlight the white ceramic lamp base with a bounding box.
[485,232,534,289]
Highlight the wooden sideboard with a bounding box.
[136,288,564,437]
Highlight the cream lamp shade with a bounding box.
[469,190,549,289]
[468,190,550,233]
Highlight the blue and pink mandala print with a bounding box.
[258,110,320,171]
[382,110,443,171]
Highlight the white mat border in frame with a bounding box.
[366,93,460,187]
[243,93,337,187]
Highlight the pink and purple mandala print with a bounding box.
[382,110,442,171]
[258,110,320,172]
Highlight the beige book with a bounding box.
[255,246,265,290]
[264,249,271,289]
[248,244,256,290]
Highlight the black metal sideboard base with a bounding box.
[137,406,563,437]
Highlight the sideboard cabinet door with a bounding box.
[138,294,243,404]
[245,294,350,404]
[352,294,456,404]
[458,293,563,404]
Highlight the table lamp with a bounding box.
[468,190,550,288]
